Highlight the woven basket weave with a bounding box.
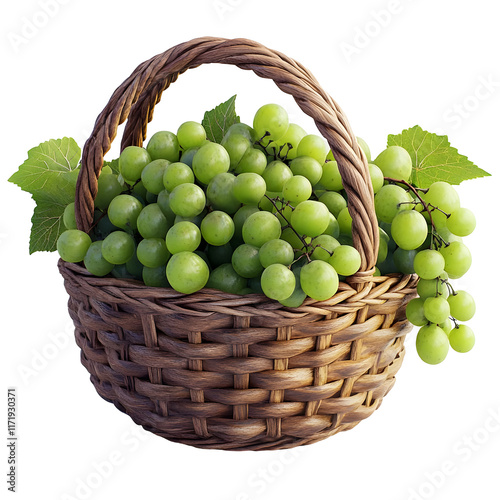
[59,37,418,451]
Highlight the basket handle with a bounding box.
[76,36,379,272]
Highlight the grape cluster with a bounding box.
[57,104,367,307]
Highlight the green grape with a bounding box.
[393,248,418,274]
[416,274,449,299]
[259,239,294,267]
[374,184,412,223]
[323,213,340,239]
[201,211,235,246]
[221,132,251,169]
[449,324,475,353]
[279,266,307,307]
[374,145,412,181]
[448,291,476,321]
[136,238,170,268]
[259,191,283,213]
[146,131,180,162]
[57,229,92,263]
[296,134,329,164]
[248,275,264,294]
[291,200,330,237]
[422,182,460,229]
[423,296,451,324]
[167,251,209,294]
[280,227,307,255]
[125,249,144,279]
[253,103,289,143]
[439,318,453,336]
[233,173,266,205]
[93,214,119,240]
[391,210,428,250]
[232,205,260,243]
[436,226,463,245]
[94,173,123,211]
[107,194,143,231]
[262,161,293,191]
[267,123,306,160]
[146,191,158,204]
[289,156,323,186]
[207,262,246,294]
[319,160,343,191]
[206,172,241,214]
[180,147,199,168]
[142,265,170,287]
[377,251,398,275]
[377,228,389,265]
[175,208,208,228]
[177,121,207,150]
[192,142,230,184]
[368,164,384,193]
[63,202,77,229]
[168,183,206,218]
[357,136,371,162]
[311,235,340,262]
[156,190,176,224]
[206,243,233,268]
[440,241,472,279]
[225,123,257,142]
[232,244,264,278]
[84,240,114,276]
[162,162,194,191]
[416,324,449,364]
[137,203,169,239]
[446,208,476,237]
[235,147,267,175]
[166,221,201,254]
[260,263,295,301]
[101,165,113,175]
[300,260,339,301]
[242,211,282,247]
[119,146,152,182]
[337,207,353,236]
[318,191,347,218]
[328,245,361,276]
[141,159,169,195]
[101,231,135,265]
[111,264,136,280]
[413,249,445,279]
[406,298,427,326]
[282,175,312,205]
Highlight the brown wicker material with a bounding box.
[60,37,418,451]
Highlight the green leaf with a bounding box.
[103,158,120,175]
[388,125,491,188]
[202,95,240,143]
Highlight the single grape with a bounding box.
[323,213,340,239]
[279,266,307,307]
[377,228,389,265]
[146,131,180,162]
[282,175,312,205]
[280,227,307,255]
[319,161,343,191]
[242,211,282,247]
[57,229,92,263]
[357,137,371,162]
[63,202,77,229]
[206,243,233,268]
[446,207,476,237]
[447,291,476,321]
[157,190,176,225]
[232,205,260,243]
[136,238,170,268]
[142,265,170,287]
[166,221,201,254]
[162,162,194,191]
[300,260,339,301]
[201,211,235,246]
[337,207,353,236]
[416,274,449,299]
[180,147,199,168]
[141,159,169,195]
[235,147,267,175]
[233,172,267,205]
[296,134,329,164]
[119,146,151,182]
[262,161,293,192]
[439,318,453,336]
[221,132,251,169]
[393,248,417,274]
[368,163,384,193]
[416,324,449,364]
[93,213,119,240]
[232,244,264,278]
[374,146,412,181]
[206,172,241,214]
[107,194,143,231]
[207,262,247,294]
[374,184,412,223]
[311,234,340,261]
[169,183,206,218]
[166,251,209,294]
[192,142,230,185]
[137,203,170,239]
[391,210,428,250]
[449,324,475,353]
[111,264,136,280]
[225,123,258,142]
[328,245,361,276]
[83,241,114,276]
[177,121,207,150]
[94,173,123,211]
[440,241,472,279]
[413,249,445,279]
[289,156,323,186]
[406,297,428,326]
[101,231,135,265]
[422,182,460,229]
[423,296,451,324]
[253,104,289,143]
[261,263,295,301]
[259,239,294,267]
[291,200,330,237]
[266,123,306,160]
[318,191,347,218]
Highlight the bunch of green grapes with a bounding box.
[56,105,368,308]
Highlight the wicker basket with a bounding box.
[59,37,418,451]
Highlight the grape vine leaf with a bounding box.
[387,125,491,188]
[202,95,240,143]
[8,138,81,253]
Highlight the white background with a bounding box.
[2,1,499,499]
